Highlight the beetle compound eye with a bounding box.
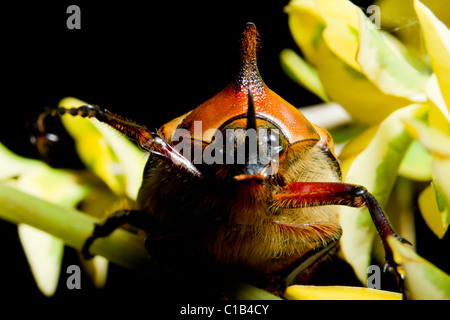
[221,128,244,165]
[265,129,286,155]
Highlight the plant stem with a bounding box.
[0,181,154,273]
[0,181,282,299]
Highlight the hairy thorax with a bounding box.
[136,145,342,275]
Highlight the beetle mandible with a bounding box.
[37,23,409,291]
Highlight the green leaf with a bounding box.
[313,39,413,124]
[415,0,450,111]
[373,0,428,65]
[374,0,450,65]
[0,141,41,180]
[285,0,325,66]
[398,139,432,181]
[357,10,429,100]
[432,156,450,210]
[0,181,153,273]
[0,142,91,296]
[280,49,329,101]
[388,236,450,299]
[328,121,368,145]
[425,74,450,123]
[316,0,362,71]
[427,102,450,211]
[79,255,109,289]
[338,103,428,282]
[403,117,450,157]
[418,184,449,239]
[0,182,281,299]
[18,225,64,297]
[59,97,148,199]
[285,0,414,124]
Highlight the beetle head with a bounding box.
[166,23,320,183]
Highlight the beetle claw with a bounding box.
[383,253,407,299]
[397,235,413,246]
[81,223,104,260]
[81,235,95,260]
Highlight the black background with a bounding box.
[1,0,448,312]
[1,1,324,158]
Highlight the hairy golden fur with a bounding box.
[136,140,342,275]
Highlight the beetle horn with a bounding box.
[238,23,264,179]
[241,85,261,177]
[246,86,257,131]
[237,22,263,90]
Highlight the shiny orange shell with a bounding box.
[160,23,320,147]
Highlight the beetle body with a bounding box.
[138,79,342,275]
[37,23,408,290]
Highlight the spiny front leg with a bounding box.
[271,182,410,289]
[35,105,201,176]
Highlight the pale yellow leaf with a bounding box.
[418,184,449,239]
[314,40,412,124]
[18,225,64,297]
[59,97,148,199]
[285,0,324,65]
[339,103,427,282]
[415,0,450,112]
[403,118,450,157]
[357,10,429,100]
[284,285,402,300]
[280,49,329,101]
[388,236,450,299]
[316,0,361,71]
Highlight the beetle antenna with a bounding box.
[36,105,202,177]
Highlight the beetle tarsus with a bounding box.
[81,209,158,259]
[383,258,407,298]
[81,233,97,260]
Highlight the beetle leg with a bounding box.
[37,105,201,176]
[82,209,161,259]
[271,182,410,286]
[82,209,202,269]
